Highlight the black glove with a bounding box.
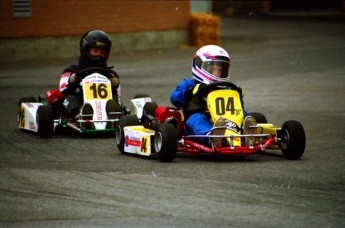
[184,83,205,101]
[192,83,205,97]
[184,88,193,101]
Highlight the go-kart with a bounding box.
[116,81,306,162]
[18,67,150,138]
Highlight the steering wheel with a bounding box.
[76,67,113,80]
[198,81,241,98]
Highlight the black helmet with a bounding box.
[79,30,112,67]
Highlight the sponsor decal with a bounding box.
[95,42,105,47]
[26,103,34,108]
[84,79,109,83]
[190,141,209,151]
[125,135,141,147]
[140,136,149,153]
[84,75,109,83]
[29,121,36,131]
[225,119,240,133]
[60,82,67,89]
[19,108,25,128]
[96,101,102,120]
[140,128,155,134]
[135,101,142,108]
[203,53,215,60]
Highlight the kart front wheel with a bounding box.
[154,123,178,162]
[116,115,140,153]
[279,120,306,160]
[18,96,37,107]
[36,105,54,138]
[248,112,267,123]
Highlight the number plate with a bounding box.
[84,82,112,100]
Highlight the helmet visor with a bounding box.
[202,60,230,79]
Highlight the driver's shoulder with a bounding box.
[109,69,119,77]
[63,64,78,73]
[181,78,196,87]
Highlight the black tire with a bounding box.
[143,102,158,117]
[279,120,306,160]
[18,96,38,107]
[248,112,268,123]
[116,115,140,153]
[154,123,178,162]
[133,94,150,99]
[36,105,54,138]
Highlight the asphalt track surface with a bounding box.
[1,17,345,227]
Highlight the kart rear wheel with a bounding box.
[143,102,158,117]
[36,105,54,138]
[116,115,140,153]
[248,112,267,123]
[154,123,178,162]
[279,120,306,160]
[18,96,37,107]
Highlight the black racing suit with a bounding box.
[59,59,120,118]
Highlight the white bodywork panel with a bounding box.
[82,74,113,130]
[123,126,155,156]
[19,102,42,132]
[131,97,152,119]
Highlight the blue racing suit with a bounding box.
[170,79,247,137]
[170,79,212,136]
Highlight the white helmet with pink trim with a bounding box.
[192,45,231,84]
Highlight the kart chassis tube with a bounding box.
[180,135,276,155]
[75,119,119,123]
[55,120,119,131]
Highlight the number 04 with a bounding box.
[215,97,235,115]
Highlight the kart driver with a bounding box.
[170,45,251,147]
[57,29,121,119]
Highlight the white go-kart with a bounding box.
[18,67,151,138]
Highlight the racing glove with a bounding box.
[110,77,119,87]
[69,73,79,84]
[184,88,193,101]
[184,83,204,101]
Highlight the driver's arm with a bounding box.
[60,67,78,95]
[109,70,120,88]
[170,79,196,107]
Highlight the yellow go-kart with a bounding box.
[116,81,306,162]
